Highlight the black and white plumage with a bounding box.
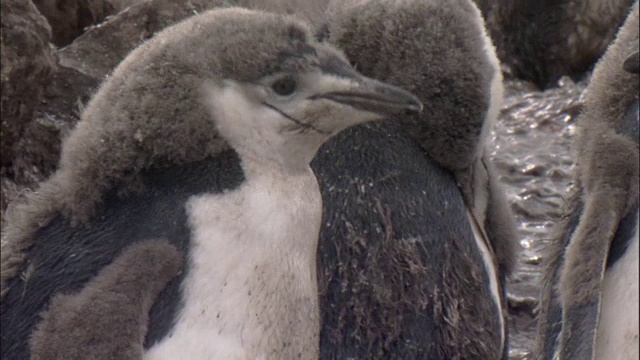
[310,0,518,359]
[535,2,639,360]
[0,7,422,360]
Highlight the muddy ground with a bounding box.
[494,77,587,359]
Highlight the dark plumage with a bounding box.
[480,0,636,89]
[311,0,517,358]
[535,2,639,359]
[29,239,183,360]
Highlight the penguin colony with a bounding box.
[0,0,638,360]
[535,2,639,360]
[0,6,422,359]
[312,0,516,358]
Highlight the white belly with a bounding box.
[595,212,639,360]
[144,168,322,360]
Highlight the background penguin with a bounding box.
[534,2,639,360]
[0,7,422,359]
[310,0,518,358]
[477,0,636,89]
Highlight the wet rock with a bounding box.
[13,66,100,186]
[32,0,145,47]
[507,294,538,316]
[523,256,541,266]
[0,174,23,229]
[1,0,57,168]
[511,194,562,221]
[491,78,585,357]
[58,0,229,80]
[0,66,99,226]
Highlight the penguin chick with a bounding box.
[235,0,332,27]
[324,0,501,171]
[311,0,517,358]
[535,2,639,360]
[29,239,183,360]
[480,0,635,89]
[0,7,422,360]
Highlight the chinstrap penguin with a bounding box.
[535,2,639,360]
[0,7,422,360]
[310,0,518,358]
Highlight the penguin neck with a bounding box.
[235,142,321,179]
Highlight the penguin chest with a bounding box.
[596,212,639,360]
[144,171,322,360]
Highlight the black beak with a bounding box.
[312,76,423,116]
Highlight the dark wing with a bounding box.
[313,121,505,360]
[0,152,244,360]
[29,239,183,360]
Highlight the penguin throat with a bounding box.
[238,148,316,178]
[262,101,331,136]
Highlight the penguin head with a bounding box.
[204,41,423,171]
[321,0,503,170]
[72,7,421,176]
[14,7,420,224]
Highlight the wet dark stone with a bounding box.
[58,0,228,80]
[12,66,100,186]
[1,0,56,169]
[32,0,143,47]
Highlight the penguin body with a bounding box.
[2,155,244,358]
[596,208,639,360]
[312,122,506,359]
[0,7,421,359]
[144,159,323,359]
[311,0,517,358]
[535,3,639,360]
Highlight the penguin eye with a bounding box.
[271,76,297,96]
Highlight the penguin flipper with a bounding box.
[556,191,622,360]
[558,125,638,359]
[28,239,183,360]
[533,191,582,360]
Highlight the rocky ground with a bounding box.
[493,77,587,359]
[0,1,599,358]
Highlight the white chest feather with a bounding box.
[595,212,639,360]
[144,167,322,360]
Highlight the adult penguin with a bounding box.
[310,0,518,359]
[0,7,422,360]
[535,2,639,360]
